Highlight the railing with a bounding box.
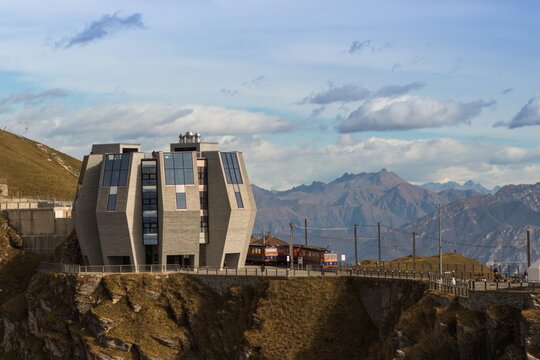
[429,273,470,298]
[39,262,438,280]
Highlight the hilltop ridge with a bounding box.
[0,130,80,200]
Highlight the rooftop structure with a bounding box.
[73,132,256,268]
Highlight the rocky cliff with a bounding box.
[1,272,539,360]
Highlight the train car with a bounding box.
[245,244,279,265]
[323,252,338,269]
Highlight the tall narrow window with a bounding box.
[164,152,194,210]
[220,152,243,184]
[234,191,244,208]
[141,160,159,245]
[103,153,131,187]
[107,193,117,211]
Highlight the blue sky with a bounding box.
[1,0,539,189]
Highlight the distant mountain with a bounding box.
[383,183,540,268]
[0,130,81,200]
[252,169,480,239]
[420,180,496,194]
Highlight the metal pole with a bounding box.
[289,223,294,270]
[413,231,416,272]
[304,218,308,246]
[354,224,358,267]
[527,229,531,268]
[377,222,381,263]
[438,204,442,274]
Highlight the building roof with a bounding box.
[250,235,288,246]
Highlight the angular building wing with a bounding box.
[73,133,256,268]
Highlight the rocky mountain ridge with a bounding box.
[384,182,540,267]
[252,169,482,238]
[420,180,498,194]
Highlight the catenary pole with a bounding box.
[304,218,308,246]
[354,224,358,266]
[289,223,294,270]
[377,222,381,263]
[438,204,442,274]
[527,229,531,268]
[413,231,416,272]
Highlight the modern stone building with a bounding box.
[73,132,256,268]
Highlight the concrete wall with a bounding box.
[158,152,200,266]
[5,208,73,236]
[74,155,104,265]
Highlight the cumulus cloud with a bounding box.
[56,12,144,49]
[240,135,540,190]
[300,83,370,105]
[337,95,494,132]
[496,94,540,129]
[0,103,297,157]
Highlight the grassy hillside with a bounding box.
[0,130,81,200]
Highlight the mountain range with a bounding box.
[253,171,539,268]
[420,180,499,195]
[252,169,482,237]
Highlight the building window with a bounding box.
[221,152,243,184]
[107,193,117,211]
[235,191,244,208]
[141,159,159,245]
[102,154,130,187]
[200,215,208,232]
[164,152,194,185]
[198,166,207,185]
[176,192,187,209]
[199,191,208,210]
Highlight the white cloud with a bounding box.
[337,95,494,132]
[1,102,297,157]
[236,135,540,190]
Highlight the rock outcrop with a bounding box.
[1,273,539,359]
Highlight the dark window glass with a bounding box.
[164,152,194,185]
[198,166,207,185]
[104,155,114,170]
[183,153,193,168]
[110,171,120,186]
[173,153,184,168]
[103,170,112,187]
[174,168,185,184]
[164,154,174,169]
[107,194,117,211]
[235,191,244,208]
[120,155,130,170]
[200,215,208,231]
[118,170,128,186]
[112,155,122,170]
[176,192,186,209]
[184,168,194,184]
[199,192,208,209]
[221,152,243,184]
[234,168,243,184]
[102,154,131,187]
[165,169,175,185]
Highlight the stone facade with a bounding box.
[73,134,257,267]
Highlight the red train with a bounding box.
[246,243,338,269]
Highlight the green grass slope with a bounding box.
[0,130,81,200]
